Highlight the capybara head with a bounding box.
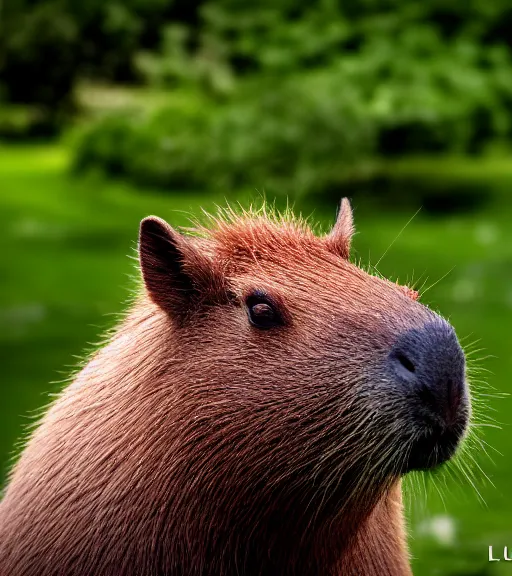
[139,198,470,513]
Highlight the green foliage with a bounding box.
[5,0,512,174]
[0,1,79,134]
[74,73,376,195]
[75,12,512,195]
[0,104,61,140]
[135,24,236,97]
[0,0,169,133]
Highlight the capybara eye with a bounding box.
[246,292,282,329]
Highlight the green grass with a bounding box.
[1,142,512,575]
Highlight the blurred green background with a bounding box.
[1,1,512,574]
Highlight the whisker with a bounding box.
[374,207,422,269]
[421,266,457,296]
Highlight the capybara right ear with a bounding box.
[139,216,219,318]
[325,197,354,259]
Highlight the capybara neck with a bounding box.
[1,302,408,576]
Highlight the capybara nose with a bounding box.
[388,320,468,428]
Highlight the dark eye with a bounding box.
[246,292,283,329]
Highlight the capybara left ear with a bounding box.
[325,197,354,259]
[139,216,221,318]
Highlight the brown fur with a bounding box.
[0,201,441,576]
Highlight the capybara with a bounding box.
[0,199,470,576]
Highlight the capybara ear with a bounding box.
[139,216,224,318]
[325,197,354,259]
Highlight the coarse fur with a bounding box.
[0,200,467,575]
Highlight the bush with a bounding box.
[0,104,63,140]
[73,73,376,195]
[0,3,79,108]
[5,0,512,145]
[0,0,169,131]
[74,22,512,196]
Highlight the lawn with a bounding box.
[1,143,511,575]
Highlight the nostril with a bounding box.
[395,352,416,374]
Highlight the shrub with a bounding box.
[74,25,512,196]
[73,72,376,195]
[0,0,169,133]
